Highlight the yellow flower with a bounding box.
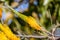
[27,16,41,30]
[6,5,41,30]
[0,23,20,40]
[0,31,9,40]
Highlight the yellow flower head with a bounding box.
[27,16,41,30]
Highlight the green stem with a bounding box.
[6,4,28,22]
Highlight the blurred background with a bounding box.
[0,0,60,40]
